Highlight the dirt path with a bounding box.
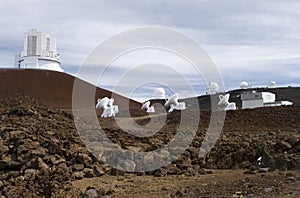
[73,170,300,197]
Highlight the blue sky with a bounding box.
[0,0,299,101]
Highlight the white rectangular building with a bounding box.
[241,91,276,109]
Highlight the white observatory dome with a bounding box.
[207,82,220,94]
[268,81,276,88]
[16,29,63,72]
[154,87,166,99]
[240,81,249,89]
[209,82,219,89]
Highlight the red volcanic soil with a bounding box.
[0,69,140,111]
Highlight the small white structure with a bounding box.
[240,81,249,89]
[241,91,275,109]
[164,93,186,113]
[141,101,155,113]
[218,93,237,111]
[206,82,220,95]
[264,100,293,107]
[281,101,293,106]
[154,88,166,99]
[257,156,262,166]
[16,29,63,72]
[268,81,276,88]
[96,97,119,118]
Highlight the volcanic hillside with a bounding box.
[0,68,299,197]
[0,69,140,112]
[0,95,299,197]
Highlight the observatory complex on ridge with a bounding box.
[15,29,63,72]
[205,81,293,110]
[241,91,293,109]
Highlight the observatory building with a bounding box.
[240,81,250,89]
[154,87,166,99]
[241,91,293,109]
[206,82,220,95]
[16,29,63,72]
[268,81,276,88]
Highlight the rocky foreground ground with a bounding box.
[0,96,299,197]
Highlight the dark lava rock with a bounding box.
[0,96,100,197]
[0,95,300,196]
[244,170,256,175]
